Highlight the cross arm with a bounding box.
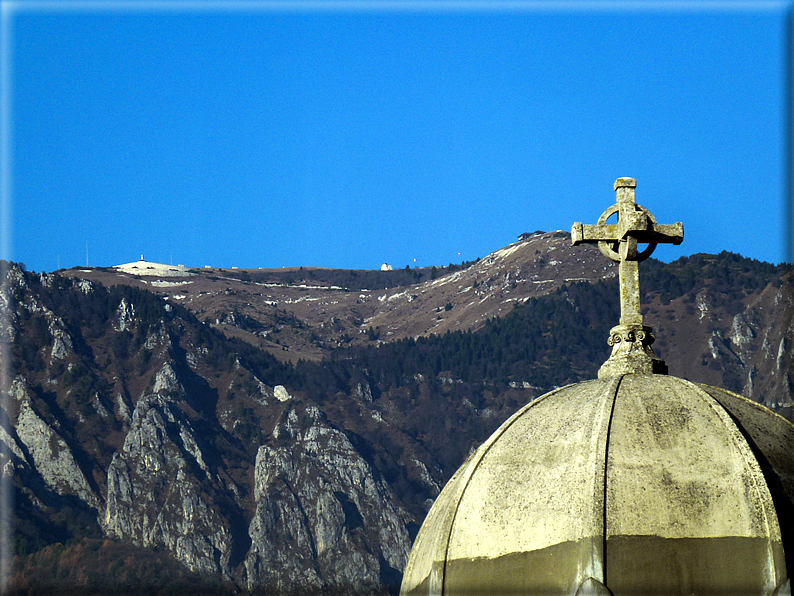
[571,222,617,245]
[635,222,684,245]
[572,221,683,246]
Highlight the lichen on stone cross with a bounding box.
[571,177,683,378]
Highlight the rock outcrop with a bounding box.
[10,377,101,510]
[102,364,235,578]
[245,404,411,593]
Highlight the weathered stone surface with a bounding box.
[401,375,791,595]
[273,384,291,402]
[102,367,234,577]
[48,325,72,361]
[0,268,20,343]
[0,418,26,463]
[114,297,135,332]
[572,177,683,377]
[12,378,100,510]
[598,323,666,378]
[697,277,794,408]
[731,311,756,348]
[354,381,373,403]
[143,321,169,351]
[246,404,411,593]
[76,278,94,294]
[115,392,133,426]
[152,361,182,395]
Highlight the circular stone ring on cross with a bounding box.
[596,203,658,263]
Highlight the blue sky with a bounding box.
[4,1,791,272]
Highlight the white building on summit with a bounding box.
[400,178,793,595]
[113,259,193,278]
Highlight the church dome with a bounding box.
[400,374,794,595]
[400,179,793,595]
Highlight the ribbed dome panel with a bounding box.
[604,376,786,593]
[400,375,792,596]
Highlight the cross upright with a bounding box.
[572,177,684,377]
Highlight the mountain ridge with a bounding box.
[3,232,793,594]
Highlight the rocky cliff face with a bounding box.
[245,403,410,593]
[13,378,101,511]
[729,282,794,408]
[2,264,423,593]
[644,263,794,413]
[102,364,236,578]
[2,375,102,524]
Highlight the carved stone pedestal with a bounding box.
[597,323,667,378]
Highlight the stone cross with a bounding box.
[571,177,683,377]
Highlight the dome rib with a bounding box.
[696,383,794,582]
[399,383,581,594]
[419,377,623,594]
[599,374,623,586]
[603,375,788,593]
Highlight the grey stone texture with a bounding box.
[11,377,101,510]
[245,404,411,593]
[572,177,683,378]
[102,363,235,577]
[401,374,793,595]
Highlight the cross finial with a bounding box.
[572,178,683,377]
